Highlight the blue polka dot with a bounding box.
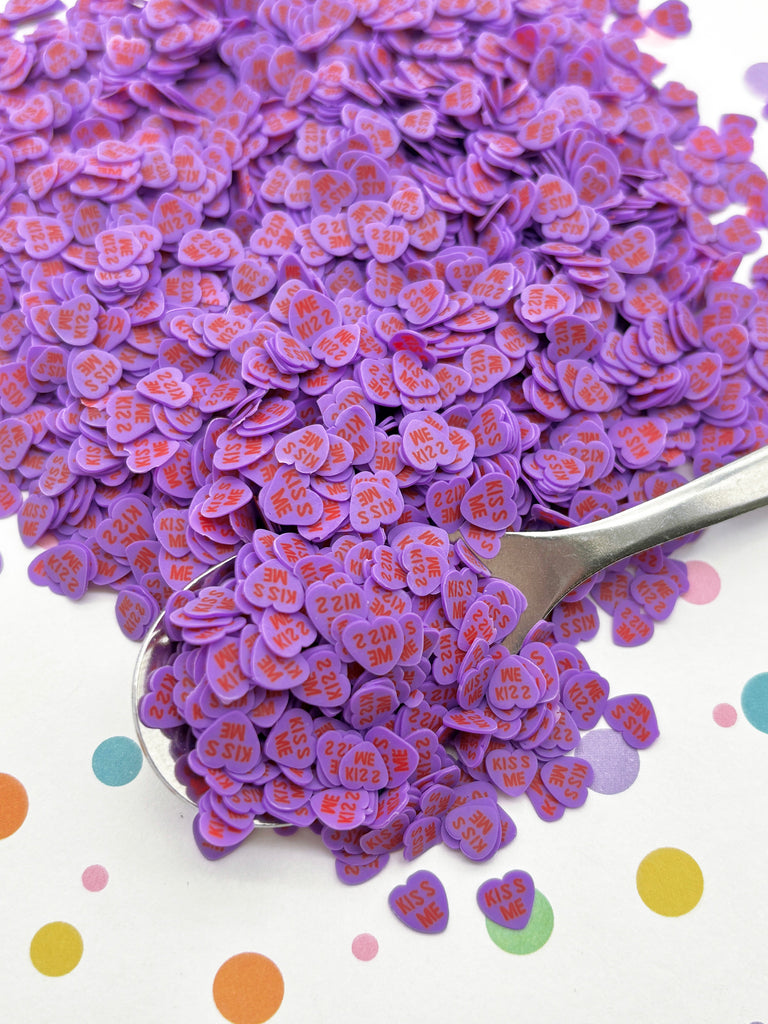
[741,673,768,734]
[92,736,142,786]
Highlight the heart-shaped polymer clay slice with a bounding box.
[476,870,535,929]
[603,693,659,749]
[388,870,449,934]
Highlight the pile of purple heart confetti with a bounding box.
[2,0,768,875]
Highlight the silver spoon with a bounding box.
[133,445,768,808]
[491,445,768,652]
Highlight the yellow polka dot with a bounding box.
[0,773,28,839]
[29,922,83,976]
[213,953,284,1024]
[636,847,703,917]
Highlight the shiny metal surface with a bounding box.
[484,446,768,652]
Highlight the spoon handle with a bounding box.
[486,445,768,652]
[563,443,768,575]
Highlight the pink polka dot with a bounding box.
[81,864,109,892]
[681,560,721,605]
[351,933,379,961]
[713,703,738,728]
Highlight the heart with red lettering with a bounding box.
[49,294,99,346]
[139,666,184,728]
[195,807,252,851]
[460,472,518,531]
[316,730,363,786]
[609,416,667,469]
[249,210,296,256]
[388,870,449,934]
[533,173,578,224]
[260,607,316,658]
[402,815,442,861]
[443,799,501,861]
[612,599,655,647]
[137,366,192,409]
[349,471,403,533]
[457,653,494,709]
[305,582,365,640]
[476,870,535,929]
[292,647,350,708]
[341,617,404,674]
[440,78,482,117]
[425,477,468,532]
[29,541,92,600]
[603,693,659,749]
[540,756,593,808]
[484,748,538,797]
[440,568,478,627]
[393,350,439,398]
[338,741,388,791]
[275,424,330,475]
[390,185,425,221]
[263,708,316,769]
[601,225,656,275]
[517,107,563,151]
[0,418,33,470]
[418,783,453,817]
[399,278,446,326]
[312,323,360,367]
[364,222,410,263]
[397,106,437,141]
[310,214,354,256]
[309,786,371,829]
[646,0,692,37]
[367,726,419,787]
[197,712,262,774]
[561,670,609,730]
[260,464,323,527]
[629,570,678,621]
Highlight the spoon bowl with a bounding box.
[134,446,768,806]
[132,556,289,828]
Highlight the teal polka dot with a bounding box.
[741,673,768,734]
[92,736,142,786]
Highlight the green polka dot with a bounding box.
[92,736,142,786]
[741,673,768,734]
[486,889,554,954]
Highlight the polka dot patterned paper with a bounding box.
[3,2,768,1023]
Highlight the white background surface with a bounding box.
[3,2,768,1021]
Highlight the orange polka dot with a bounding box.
[212,953,284,1024]
[0,773,28,839]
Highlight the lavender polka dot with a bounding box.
[575,729,640,795]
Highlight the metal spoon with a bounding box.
[133,445,768,807]
[491,445,768,653]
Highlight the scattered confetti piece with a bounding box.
[636,847,704,916]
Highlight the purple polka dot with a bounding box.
[745,63,768,99]
[712,703,737,728]
[81,864,109,891]
[351,933,379,961]
[575,729,640,795]
[681,560,721,605]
